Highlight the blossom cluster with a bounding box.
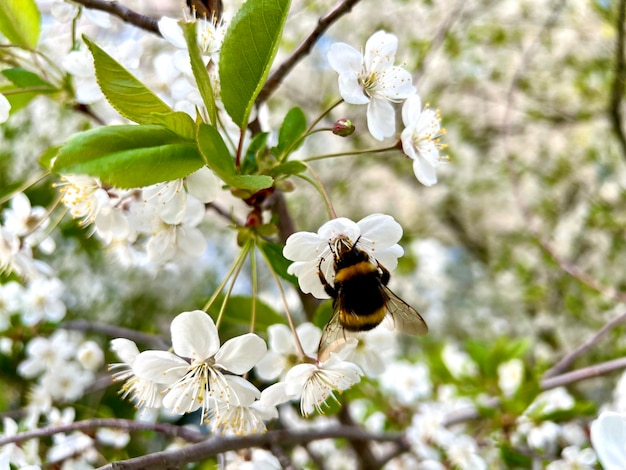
[54,168,219,266]
[328,30,446,185]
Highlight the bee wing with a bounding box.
[317,309,360,363]
[384,287,428,336]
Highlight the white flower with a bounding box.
[3,193,55,253]
[497,358,524,397]
[56,174,110,224]
[209,376,277,435]
[133,310,266,422]
[546,446,597,470]
[96,428,131,449]
[255,322,321,381]
[527,421,561,455]
[283,214,404,299]
[445,434,486,470]
[441,343,478,379]
[62,49,103,104]
[260,341,362,417]
[342,324,396,376]
[18,330,76,378]
[159,15,226,63]
[21,277,66,325]
[142,167,219,225]
[109,338,164,410]
[130,193,208,263]
[401,94,445,186]
[328,30,415,141]
[77,340,104,371]
[0,226,39,279]
[0,93,10,123]
[525,387,575,417]
[591,411,626,470]
[379,360,432,405]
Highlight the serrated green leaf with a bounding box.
[83,36,173,125]
[276,106,306,156]
[181,22,217,126]
[148,112,196,140]
[197,123,273,191]
[52,125,205,188]
[0,0,40,48]
[219,0,291,128]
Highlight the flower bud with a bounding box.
[332,119,355,137]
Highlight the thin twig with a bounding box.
[544,310,626,378]
[256,0,362,105]
[610,0,626,158]
[0,418,205,447]
[540,356,626,390]
[71,0,161,36]
[98,426,404,470]
[61,320,169,350]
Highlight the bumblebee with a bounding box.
[317,235,428,361]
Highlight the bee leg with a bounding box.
[318,257,337,298]
[377,261,391,286]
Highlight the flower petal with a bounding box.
[327,42,362,75]
[133,350,188,384]
[215,333,267,374]
[364,30,397,72]
[171,310,220,360]
[158,17,186,49]
[110,338,140,364]
[402,94,422,127]
[318,217,360,243]
[591,411,626,470]
[338,73,369,105]
[255,351,287,381]
[267,323,294,354]
[186,167,220,203]
[357,214,403,248]
[413,155,438,186]
[283,231,324,262]
[367,98,395,141]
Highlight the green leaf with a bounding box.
[181,22,217,126]
[197,123,273,191]
[52,125,205,188]
[267,160,307,177]
[83,36,173,125]
[219,0,291,128]
[1,68,57,113]
[0,0,40,48]
[148,112,196,140]
[276,107,306,157]
[257,239,298,287]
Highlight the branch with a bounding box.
[99,426,404,470]
[255,0,362,105]
[71,0,161,36]
[540,356,626,390]
[610,0,626,158]
[61,320,170,350]
[0,418,205,447]
[543,310,626,378]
